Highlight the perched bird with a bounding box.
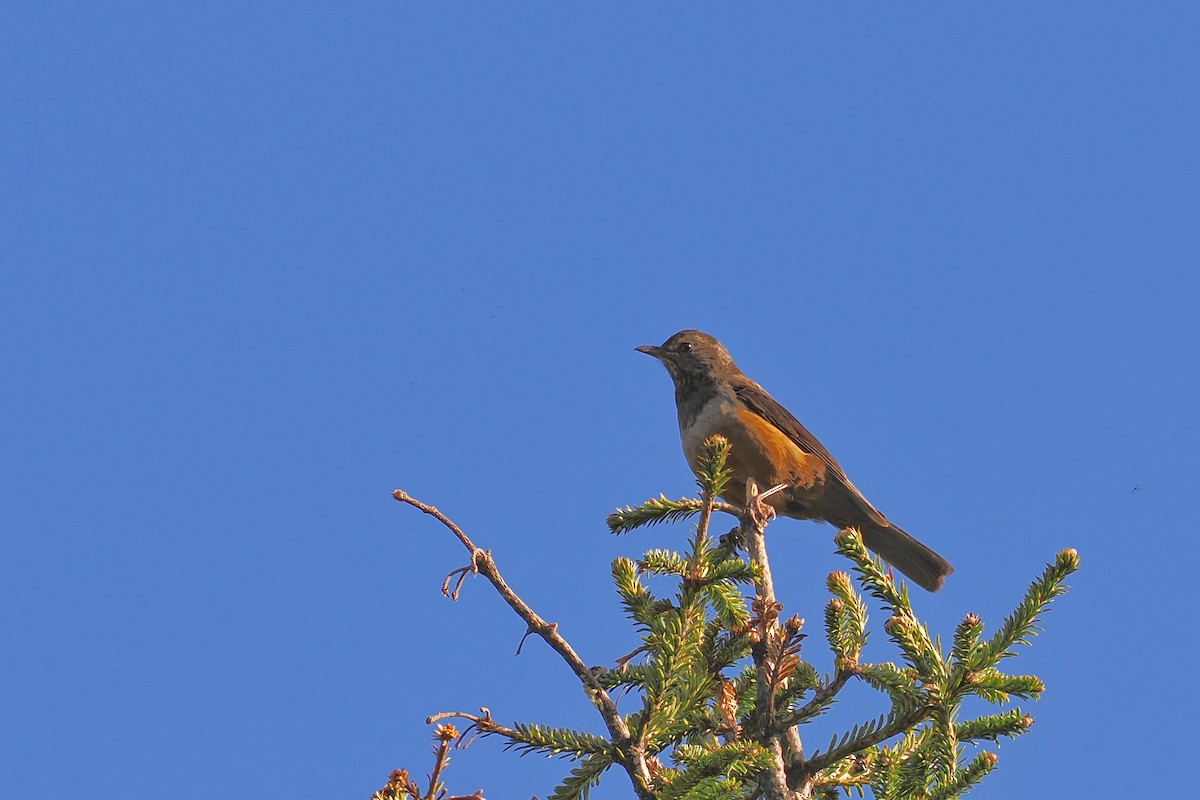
[637,329,953,592]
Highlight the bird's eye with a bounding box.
[677,341,692,352]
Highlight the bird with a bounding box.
[636,329,953,592]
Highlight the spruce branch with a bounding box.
[548,754,612,800]
[597,661,654,691]
[638,603,710,746]
[963,669,1045,702]
[613,557,666,629]
[824,571,869,671]
[809,758,873,800]
[981,548,1079,664]
[704,580,753,629]
[641,549,692,576]
[836,530,944,682]
[955,709,1034,744]
[855,663,927,712]
[926,708,958,786]
[928,751,998,800]
[608,496,739,535]
[657,742,774,800]
[502,722,619,760]
[833,530,911,615]
[701,559,758,584]
[950,613,985,670]
[802,704,932,776]
[694,434,734,498]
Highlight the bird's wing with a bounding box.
[731,377,886,521]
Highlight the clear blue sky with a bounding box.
[3,4,1197,798]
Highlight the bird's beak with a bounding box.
[635,344,664,359]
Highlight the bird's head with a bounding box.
[636,329,739,384]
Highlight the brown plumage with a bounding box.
[637,329,954,592]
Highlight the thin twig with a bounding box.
[393,490,654,800]
[786,668,856,725]
[695,488,716,547]
[425,732,454,800]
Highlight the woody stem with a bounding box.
[743,479,808,800]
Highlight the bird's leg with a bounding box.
[758,482,790,504]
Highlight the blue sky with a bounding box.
[2,4,1197,798]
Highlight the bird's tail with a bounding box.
[855,522,954,592]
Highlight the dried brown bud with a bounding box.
[963,613,981,626]
[752,597,784,620]
[1021,714,1035,728]
[716,679,740,733]
[984,752,999,766]
[434,724,459,742]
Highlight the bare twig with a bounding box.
[427,708,523,742]
[393,490,654,800]
[615,645,648,672]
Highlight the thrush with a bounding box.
[637,329,953,592]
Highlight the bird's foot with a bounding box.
[745,479,788,529]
